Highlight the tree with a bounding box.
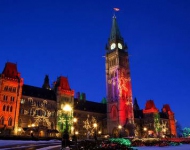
[83,115,97,139]
[176,121,183,137]
[101,97,107,104]
[182,127,190,137]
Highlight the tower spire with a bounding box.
[106,15,134,136]
[106,15,126,51]
[109,15,123,42]
[42,75,50,90]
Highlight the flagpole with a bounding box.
[113,7,120,17]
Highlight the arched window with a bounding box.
[4,86,8,91]
[10,106,13,112]
[6,106,9,111]
[8,118,12,126]
[3,105,6,111]
[0,117,4,125]
[111,106,117,120]
[9,87,12,92]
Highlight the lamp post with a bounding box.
[73,118,78,149]
[162,128,166,138]
[62,104,72,149]
[93,123,97,141]
[73,118,77,136]
[143,127,147,138]
[118,125,122,138]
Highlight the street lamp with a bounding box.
[73,118,77,136]
[162,128,166,138]
[73,117,78,147]
[62,104,72,148]
[118,125,122,138]
[93,123,98,141]
[143,127,147,138]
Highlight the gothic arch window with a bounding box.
[111,106,117,120]
[11,96,14,102]
[6,106,9,111]
[9,87,12,92]
[0,117,4,125]
[8,118,12,126]
[4,86,8,91]
[10,106,13,112]
[12,87,16,92]
[3,95,8,101]
[3,105,6,111]
[28,97,33,105]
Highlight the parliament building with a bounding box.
[0,16,176,139]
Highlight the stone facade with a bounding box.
[0,16,176,138]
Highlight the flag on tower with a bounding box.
[113,8,120,11]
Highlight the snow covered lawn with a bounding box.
[0,140,190,150]
[134,144,190,150]
[0,139,60,146]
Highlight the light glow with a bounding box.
[62,104,72,112]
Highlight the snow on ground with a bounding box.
[134,144,190,150]
[0,140,190,150]
[0,139,60,147]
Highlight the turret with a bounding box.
[42,75,51,90]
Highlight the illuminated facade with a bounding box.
[105,15,134,137]
[105,15,176,137]
[0,63,106,138]
[0,62,23,135]
[0,16,177,138]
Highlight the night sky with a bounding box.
[0,0,190,128]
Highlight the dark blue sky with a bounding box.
[0,0,190,128]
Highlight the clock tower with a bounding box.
[105,15,134,136]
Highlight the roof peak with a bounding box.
[2,62,20,79]
[109,15,123,42]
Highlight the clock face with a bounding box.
[118,43,123,49]
[110,43,116,50]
